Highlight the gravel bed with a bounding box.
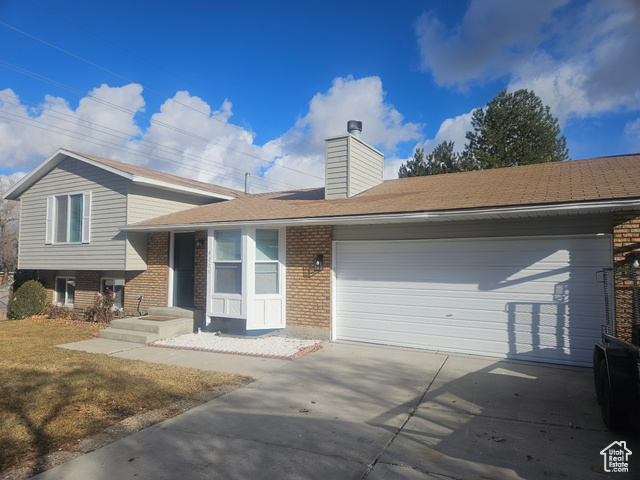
[153,332,324,359]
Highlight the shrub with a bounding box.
[84,293,115,324]
[11,269,38,293]
[7,280,47,320]
[46,303,80,322]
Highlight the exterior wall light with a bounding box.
[196,238,206,247]
[314,254,324,272]
[628,251,640,268]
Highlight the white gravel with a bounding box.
[153,332,324,358]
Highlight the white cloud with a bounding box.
[416,0,640,122]
[0,76,423,192]
[384,111,474,179]
[625,118,640,151]
[0,84,145,169]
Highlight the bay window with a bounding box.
[213,230,242,294]
[255,229,279,294]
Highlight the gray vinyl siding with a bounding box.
[325,137,349,200]
[333,214,613,241]
[18,156,129,270]
[127,184,212,224]
[125,184,216,270]
[347,138,383,197]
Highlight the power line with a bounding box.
[0,20,327,167]
[0,60,325,183]
[0,91,302,191]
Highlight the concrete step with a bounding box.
[98,328,160,344]
[98,316,194,345]
[148,306,197,319]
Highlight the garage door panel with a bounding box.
[335,235,611,366]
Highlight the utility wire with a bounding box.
[0,20,327,166]
[0,60,325,183]
[0,91,302,191]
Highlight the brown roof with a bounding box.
[130,154,640,227]
[75,151,244,199]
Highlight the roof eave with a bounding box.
[3,148,237,201]
[120,198,640,232]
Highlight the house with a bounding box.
[3,149,242,315]
[6,123,640,367]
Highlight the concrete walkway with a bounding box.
[38,342,639,479]
[59,338,289,378]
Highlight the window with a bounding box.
[214,230,242,294]
[101,278,125,310]
[46,193,91,244]
[55,277,75,306]
[255,229,279,294]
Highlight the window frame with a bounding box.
[255,229,279,295]
[212,229,243,295]
[55,276,76,306]
[101,277,125,310]
[46,192,91,245]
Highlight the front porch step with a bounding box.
[99,328,161,344]
[148,306,197,319]
[98,316,194,344]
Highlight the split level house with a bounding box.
[5,122,640,367]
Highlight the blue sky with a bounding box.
[1,0,639,193]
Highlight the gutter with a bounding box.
[120,198,640,232]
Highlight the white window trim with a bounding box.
[255,229,280,296]
[55,276,75,306]
[206,227,286,328]
[101,277,125,310]
[46,191,91,245]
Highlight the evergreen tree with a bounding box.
[398,141,467,178]
[464,89,569,169]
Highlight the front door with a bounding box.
[173,232,195,308]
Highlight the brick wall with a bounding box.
[286,225,332,331]
[75,271,101,310]
[194,230,208,309]
[38,270,56,305]
[125,232,169,314]
[612,210,640,341]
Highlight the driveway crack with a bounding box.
[361,355,449,479]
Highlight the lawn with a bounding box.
[0,318,249,473]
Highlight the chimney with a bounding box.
[324,120,384,200]
[347,120,362,138]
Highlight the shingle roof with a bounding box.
[75,151,244,199]
[130,154,640,227]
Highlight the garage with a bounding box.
[334,235,612,366]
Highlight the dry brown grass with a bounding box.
[0,318,249,472]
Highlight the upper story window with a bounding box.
[46,192,91,244]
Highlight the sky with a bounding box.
[0,0,639,193]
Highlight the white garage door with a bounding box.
[334,235,611,366]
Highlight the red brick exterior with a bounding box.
[286,225,332,331]
[612,210,640,341]
[124,232,170,314]
[75,270,101,310]
[194,230,208,309]
[38,270,56,305]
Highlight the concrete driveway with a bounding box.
[33,342,639,479]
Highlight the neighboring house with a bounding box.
[6,125,640,367]
[4,148,242,313]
